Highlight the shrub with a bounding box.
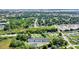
[41,45,48,49]
[9,39,22,48]
[50,36,68,49]
[9,39,33,49]
[59,32,62,36]
[16,34,28,42]
[26,26,57,33]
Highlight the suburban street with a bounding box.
[57,25,76,49]
[34,18,38,27]
[62,33,76,49]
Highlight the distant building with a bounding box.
[28,38,50,47]
[59,24,79,31]
[0,19,8,30]
[28,38,49,42]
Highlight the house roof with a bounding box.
[28,38,49,40]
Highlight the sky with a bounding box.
[0,0,79,9]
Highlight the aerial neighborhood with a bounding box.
[0,9,79,49]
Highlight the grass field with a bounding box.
[66,33,79,45]
[0,37,15,49]
[31,33,58,38]
[71,36,79,39]
[31,34,44,38]
[0,39,12,49]
[75,46,79,49]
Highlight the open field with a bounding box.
[0,37,15,49]
[75,46,79,49]
[0,39,11,49]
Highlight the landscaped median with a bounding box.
[26,25,58,33]
[0,25,58,35]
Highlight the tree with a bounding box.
[59,32,62,36]
[50,36,68,49]
[41,33,46,38]
[42,45,48,49]
[9,39,33,49]
[9,39,23,48]
[23,42,33,49]
[4,24,10,31]
[16,34,28,42]
[39,45,48,49]
[28,32,31,38]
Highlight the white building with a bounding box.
[28,38,49,47]
[0,19,8,30]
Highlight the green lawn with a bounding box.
[75,46,79,49]
[31,34,45,38]
[0,37,15,49]
[71,36,79,39]
[67,34,79,45]
[0,39,11,49]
